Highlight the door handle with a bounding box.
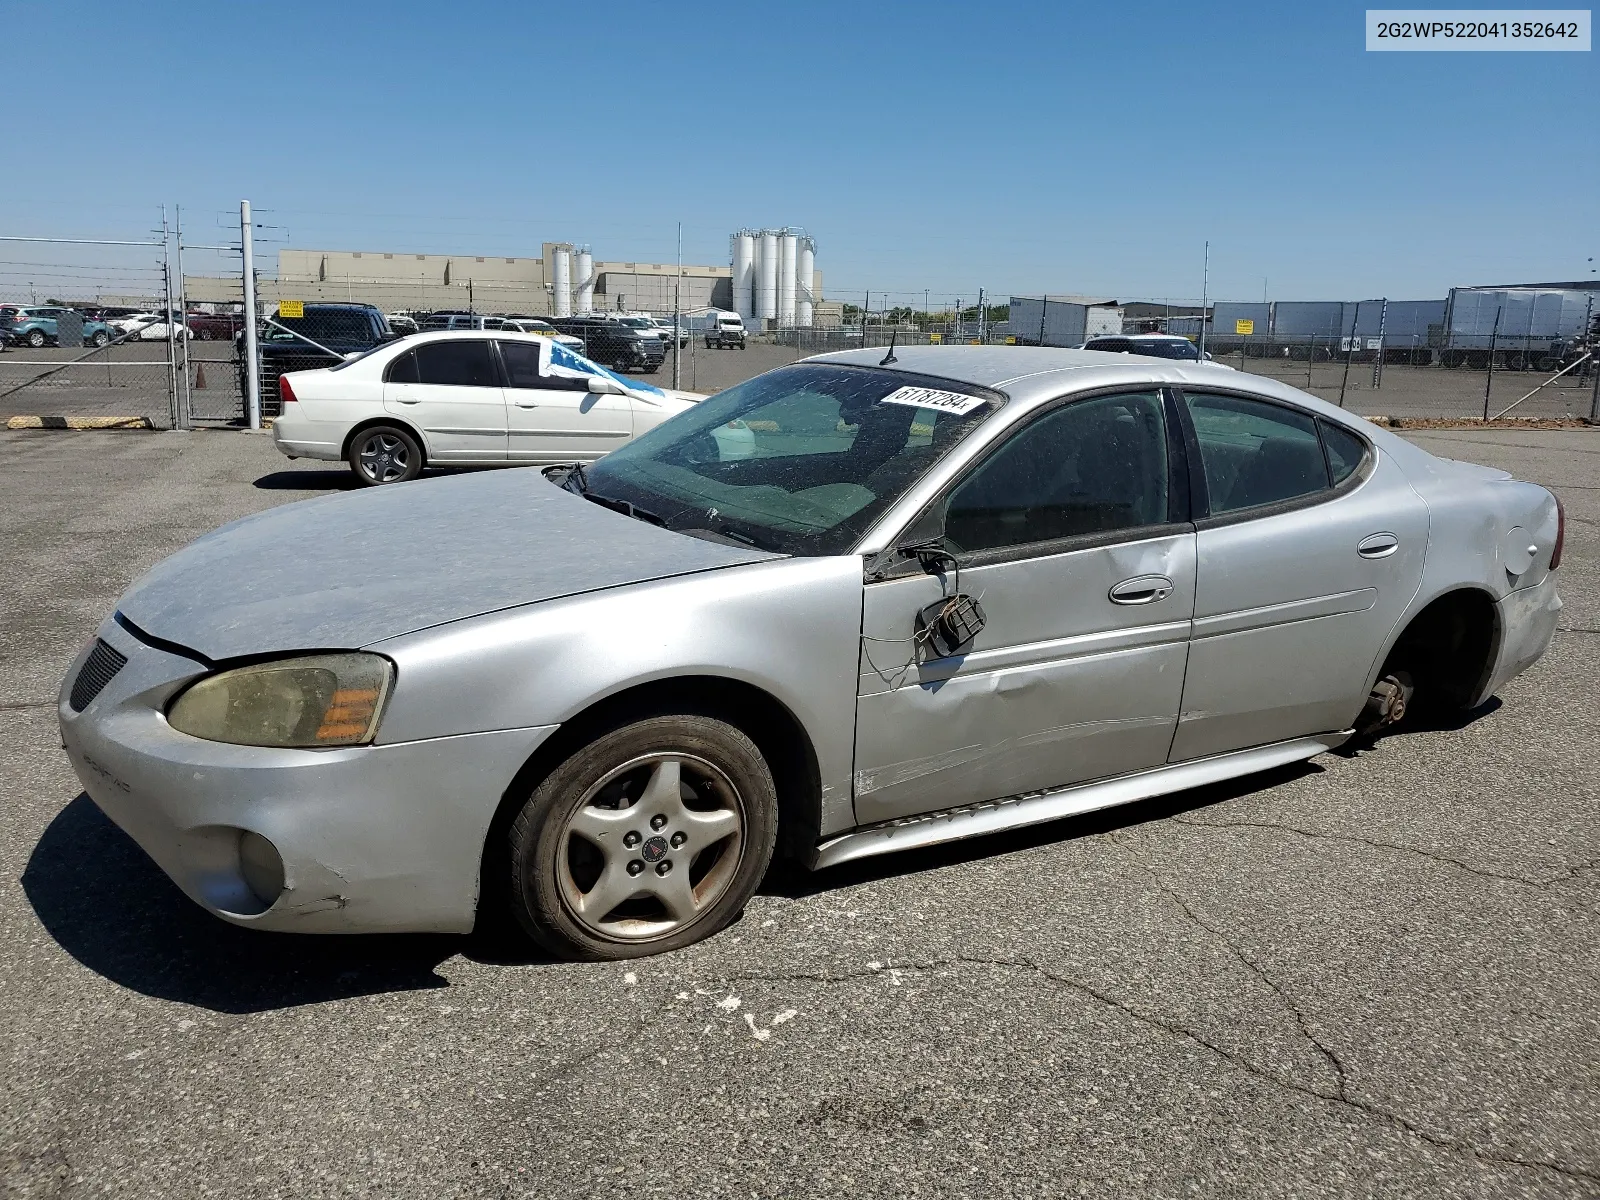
[1358,533,1399,559]
[514,402,539,408]
[395,399,420,405]
[1109,575,1174,605]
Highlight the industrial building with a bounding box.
[185,232,830,325]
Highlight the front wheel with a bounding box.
[90,331,109,347]
[347,424,424,486]
[508,715,778,960]
[198,328,215,341]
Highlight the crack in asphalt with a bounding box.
[1556,626,1600,634]
[1111,832,1350,1098]
[0,701,54,711]
[1170,816,1597,888]
[714,954,1599,1186]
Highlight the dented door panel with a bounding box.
[854,532,1196,825]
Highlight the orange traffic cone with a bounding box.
[194,362,208,389]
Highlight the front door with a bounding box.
[854,389,1196,825]
[383,338,507,462]
[498,338,633,463]
[1169,390,1429,760]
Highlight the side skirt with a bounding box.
[808,731,1350,871]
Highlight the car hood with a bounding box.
[117,470,776,661]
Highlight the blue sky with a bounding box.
[1,0,1594,305]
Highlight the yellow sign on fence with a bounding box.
[1005,335,1017,345]
[1235,318,1254,335]
[928,332,942,344]
[279,300,305,319]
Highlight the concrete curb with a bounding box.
[5,415,157,430]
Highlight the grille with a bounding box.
[69,639,128,712]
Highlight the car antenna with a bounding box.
[879,325,899,366]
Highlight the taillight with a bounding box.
[279,376,299,404]
[1550,493,1564,570]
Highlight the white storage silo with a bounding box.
[797,239,816,327]
[552,246,572,317]
[733,232,756,323]
[778,233,798,326]
[757,230,779,321]
[574,248,594,313]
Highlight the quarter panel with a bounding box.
[370,556,866,837]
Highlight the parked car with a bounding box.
[1083,333,1232,366]
[548,315,666,373]
[4,305,111,348]
[271,330,712,484]
[131,315,194,342]
[646,317,690,349]
[704,313,747,349]
[501,318,586,352]
[59,347,1562,960]
[385,313,421,335]
[254,303,398,413]
[185,311,245,341]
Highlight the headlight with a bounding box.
[167,653,393,748]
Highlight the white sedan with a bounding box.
[110,313,193,341]
[271,330,720,486]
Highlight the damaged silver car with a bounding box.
[59,347,1564,960]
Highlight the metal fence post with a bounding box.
[1371,298,1388,390]
[1339,301,1360,408]
[1482,305,1502,421]
[175,205,191,430]
[161,209,178,430]
[1589,352,1600,425]
[240,200,261,430]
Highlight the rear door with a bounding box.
[382,339,507,462]
[1169,390,1428,760]
[854,388,1196,824]
[498,338,631,463]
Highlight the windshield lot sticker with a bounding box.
[879,386,986,415]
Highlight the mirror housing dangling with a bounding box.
[915,594,986,659]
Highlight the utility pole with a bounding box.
[1199,241,1210,357]
[175,206,190,430]
[240,199,261,430]
[161,207,178,429]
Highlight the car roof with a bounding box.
[801,344,1386,424]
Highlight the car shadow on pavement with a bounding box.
[23,794,469,1013]
[252,469,361,492]
[253,466,483,493]
[760,761,1327,899]
[1331,696,1502,758]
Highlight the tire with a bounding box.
[91,331,109,347]
[198,328,215,341]
[704,338,715,349]
[507,714,779,960]
[25,330,46,348]
[347,424,424,486]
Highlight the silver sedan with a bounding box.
[58,347,1564,960]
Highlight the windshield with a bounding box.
[578,363,1002,556]
[620,318,656,329]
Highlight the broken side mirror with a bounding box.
[915,593,987,659]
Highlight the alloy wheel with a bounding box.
[556,752,745,941]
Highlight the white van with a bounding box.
[705,312,746,349]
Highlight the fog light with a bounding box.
[238,831,285,908]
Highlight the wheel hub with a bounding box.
[556,752,745,942]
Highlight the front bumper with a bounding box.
[58,617,557,934]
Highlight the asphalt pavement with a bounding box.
[1,426,1595,1199]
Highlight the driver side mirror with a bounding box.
[587,376,628,396]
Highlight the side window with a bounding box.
[1320,419,1368,485]
[942,391,1169,554]
[384,350,419,383]
[412,340,498,387]
[1186,393,1329,514]
[498,340,543,388]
